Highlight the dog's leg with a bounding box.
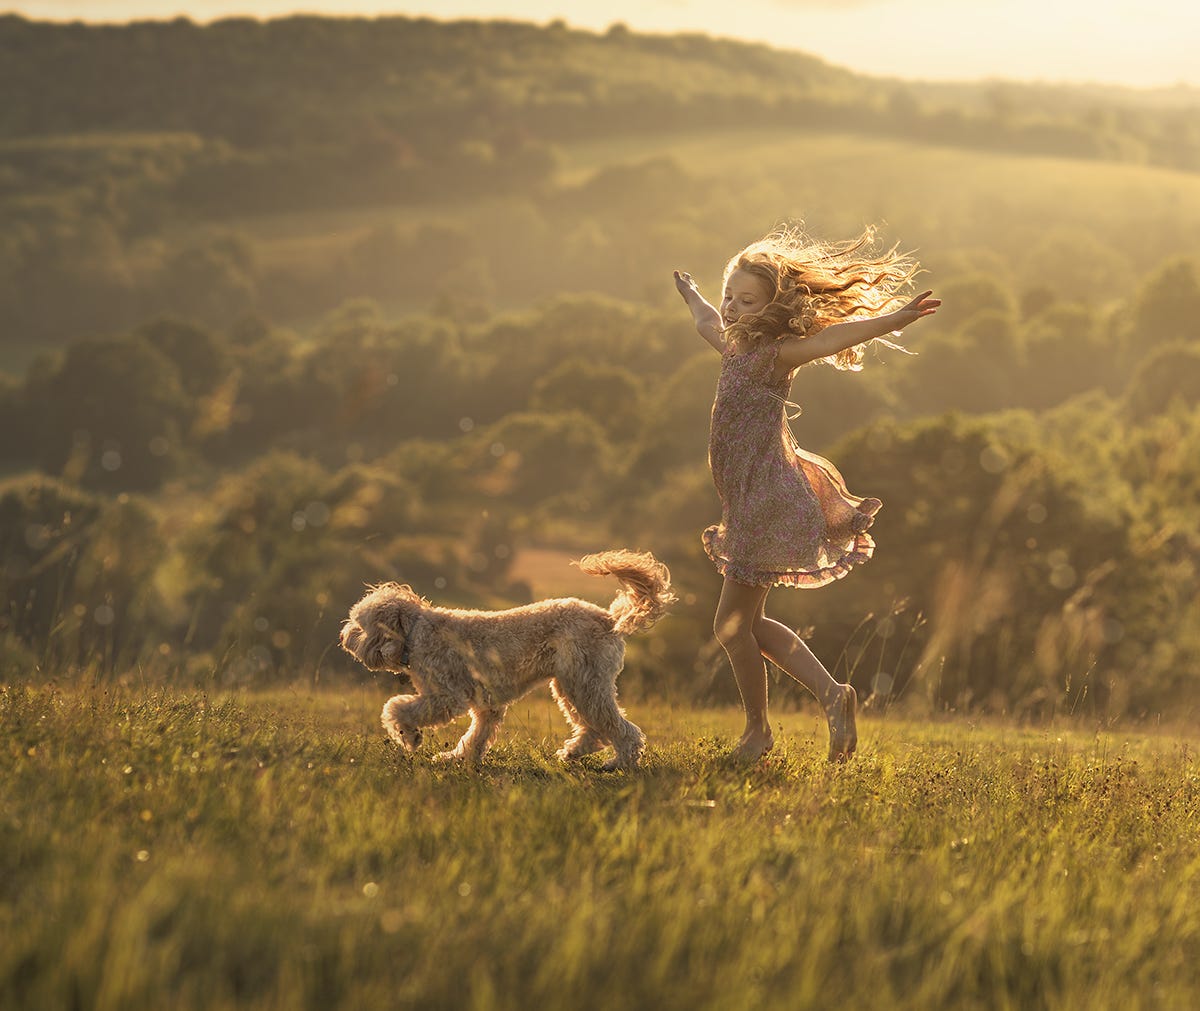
[435,705,507,767]
[551,679,606,761]
[558,671,646,772]
[381,693,463,754]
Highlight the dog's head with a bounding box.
[340,582,424,672]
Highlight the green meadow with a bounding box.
[3,684,1197,1010]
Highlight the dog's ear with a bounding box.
[367,601,403,633]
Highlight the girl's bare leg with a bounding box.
[713,578,774,759]
[751,612,840,706]
[752,609,857,761]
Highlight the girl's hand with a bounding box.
[891,290,940,331]
[674,269,701,302]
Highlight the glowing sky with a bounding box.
[10,0,1200,88]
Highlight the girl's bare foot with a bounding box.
[730,727,774,762]
[827,684,858,763]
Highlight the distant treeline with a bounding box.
[3,14,1198,177]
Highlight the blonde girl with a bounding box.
[674,225,938,761]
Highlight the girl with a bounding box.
[674,225,938,762]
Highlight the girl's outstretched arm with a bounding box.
[774,290,940,371]
[674,270,724,352]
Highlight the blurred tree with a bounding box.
[928,273,1016,334]
[137,317,230,398]
[0,475,103,650]
[1021,303,1113,406]
[899,321,1021,415]
[530,359,644,442]
[157,233,258,325]
[20,334,193,490]
[1023,226,1130,303]
[1128,256,1200,349]
[470,410,613,508]
[1123,342,1200,421]
[208,325,310,461]
[0,475,163,672]
[624,352,714,490]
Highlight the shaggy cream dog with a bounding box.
[340,549,675,770]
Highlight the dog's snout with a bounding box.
[340,621,363,652]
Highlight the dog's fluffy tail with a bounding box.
[576,549,677,636]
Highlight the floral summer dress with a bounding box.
[703,341,882,588]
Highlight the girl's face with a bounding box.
[720,268,773,327]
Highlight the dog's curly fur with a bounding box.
[340,549,675,770]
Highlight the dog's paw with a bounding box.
[556,734,607,762]
[386,727,423,753]
[432,749,464,765]
[556,744,603,763]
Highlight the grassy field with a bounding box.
[3,683,1198,1010]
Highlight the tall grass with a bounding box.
[2,684,1198,1010]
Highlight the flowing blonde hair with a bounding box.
[722,224,920,370]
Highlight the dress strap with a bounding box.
[766,390,802,419]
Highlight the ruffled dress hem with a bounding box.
[702,523,877,589]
